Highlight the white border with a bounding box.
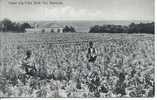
[1,0,156,100]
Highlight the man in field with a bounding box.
[20,50,37,77]
[87,41,97,63]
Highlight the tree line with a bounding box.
[63,25,76,32]
[89,22,154,34]
[0,18,76,33]
[0,18,154,34]
[0,18,32,32]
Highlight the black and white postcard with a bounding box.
[0,0,155,98]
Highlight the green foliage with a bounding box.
[128,22,154,34]
[63,25,76,32]
[0,33,154,97]
[20,23,32,32]
[0,18,31,32]
[89,22,154,34]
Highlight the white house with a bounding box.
[0,23,5,32]
[25,23,64,33]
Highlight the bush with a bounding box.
[63,25,76,32]
[89,22,154,34]
[0,18,31,32]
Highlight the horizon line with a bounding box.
[0,18,154,22]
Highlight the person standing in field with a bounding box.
[87,41,97,63]
[18,50,36,84]
[20,50,36,77]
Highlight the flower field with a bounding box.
[0,32,154,97]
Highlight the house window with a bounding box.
[57,29,60,33]
[51,29,54,32]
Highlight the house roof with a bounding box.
[38,23,64,28]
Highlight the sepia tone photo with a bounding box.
[0,0,155,98]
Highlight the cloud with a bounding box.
[0,2,154,21]
[1,5,107,21]
[38,6,106,20]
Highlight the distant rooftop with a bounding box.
[38,23,64,28]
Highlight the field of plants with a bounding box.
[0,32,155,97]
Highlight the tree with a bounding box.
[128,22,154,34]
[63,25,76,32]
[89,24,126,33]
[20,23,32,32]
[69,26,76,32]
[1,18,13,32]
[0,18,32,32]
[89,22,154,34]
[89,25,100,33]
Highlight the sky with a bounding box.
[0,0,154,21]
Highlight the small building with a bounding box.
[25,23,64,33]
